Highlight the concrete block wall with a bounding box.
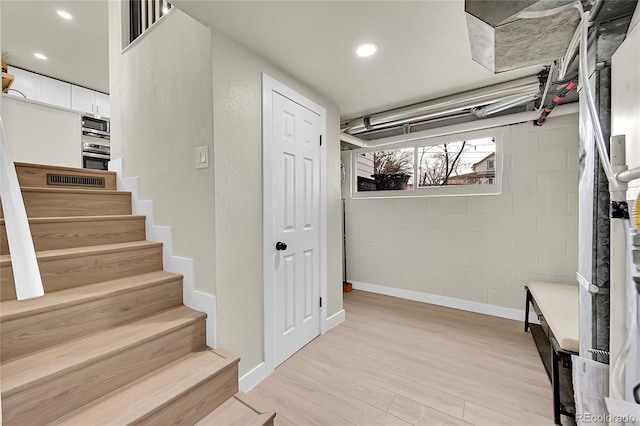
[342,113,579,311]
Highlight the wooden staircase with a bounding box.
[0,163,275,425]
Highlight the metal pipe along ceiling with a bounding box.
[471,92,540,118]
[342,75,541,135]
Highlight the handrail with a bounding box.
[0,117,44,300]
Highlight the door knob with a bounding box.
[276,242,288,251]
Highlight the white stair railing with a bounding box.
[0,117,44,300]
[128,0,172,45]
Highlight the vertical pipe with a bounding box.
[342,198,352,292]
[342,198,347,283]
[610,135,629,400]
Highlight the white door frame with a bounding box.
[262,73,328,376]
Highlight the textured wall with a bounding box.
[343,114,580,310]
[108,6,216,296]
[210,30,342,375]
[109,4,342,377]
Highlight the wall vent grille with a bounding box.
[47,174,105,188]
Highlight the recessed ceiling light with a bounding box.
[34,53,47,60]
[57,10,73,20]
[356,43,378,58]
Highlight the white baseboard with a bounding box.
[109,158,217,347]
[323,309,346,332]
[239,362,267,393]
[350,281,532,323]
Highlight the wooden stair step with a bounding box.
[0,241,163,300]
[53,349,240,426]
[196,392,276,426]
[1,306,206,425]
[0,215,146,255]
[0,187,132,219]
[1,270,183,362]
[14,162,117,191]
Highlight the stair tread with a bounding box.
[0,240,162,266]
[19,186,129,195]
[196,392,274,426]
[53,349,238,426]
[0,215,145,225]
[1,306,205,397]
[0,270,182,322]
[15,162,116,176]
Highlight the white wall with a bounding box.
[2,96,81,168]
[109,5,343,376]
[342,113,579,312]
[108,7,216,298]
[210,29,342,375]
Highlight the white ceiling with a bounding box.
[1,0,109,93]
[172,0,544,119]
[1,0,547,118]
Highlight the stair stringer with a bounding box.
[109,158,216,348]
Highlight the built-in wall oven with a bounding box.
[82,139,110,170]
[81,115,110,170]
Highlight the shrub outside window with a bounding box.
[356,148,414,192]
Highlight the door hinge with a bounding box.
[319,297,323,308]
[320,135,322,146]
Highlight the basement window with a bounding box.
[351,128,502,198]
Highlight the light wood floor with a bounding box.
[248,290,557,426]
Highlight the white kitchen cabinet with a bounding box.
[94,92,110,118]
[6,66,41,101]
[71,86,95,114]
[5,66,109,117]
[41,76,71,109]
[71,85,110,118]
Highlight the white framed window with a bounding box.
[351,127,502,198]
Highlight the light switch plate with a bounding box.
[195,146,209,169]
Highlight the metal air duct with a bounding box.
[465,0,581,73]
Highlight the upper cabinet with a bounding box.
[41,76,72,109]
[70,86,94,114]
[94,92,110,118]
[7,66,41,100]
[4,66,109,118]
[71,85,110,118]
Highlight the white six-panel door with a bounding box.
[272,92,321,367]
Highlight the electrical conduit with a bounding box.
[534,78,578,126]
